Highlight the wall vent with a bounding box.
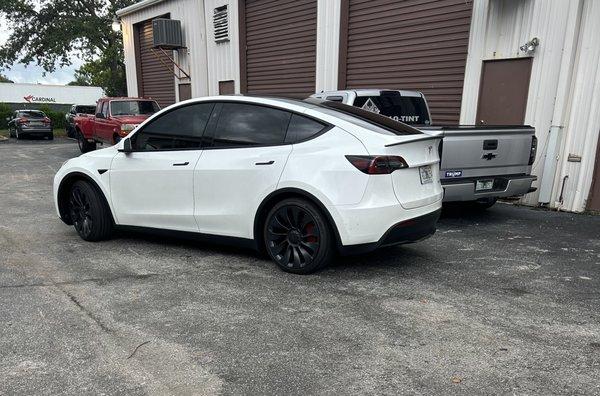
[152,18,184,49]
[213,5,229,43]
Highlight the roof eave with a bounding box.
[116,0,167,17]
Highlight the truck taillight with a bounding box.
[528,136,537,165]
[345,155,408,174]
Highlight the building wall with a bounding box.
[120,0,210,99]
[461,0,600,212]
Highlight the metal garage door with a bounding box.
[240,0,317,98]
[135,18,176,108]
[339,0,473,124]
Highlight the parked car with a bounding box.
[65,105,96,138]
[73,97,160,153]
[311,89,538,209]
[54,96,443,274]
[7,109,53,140]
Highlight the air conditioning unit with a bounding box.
[152,18,184,49]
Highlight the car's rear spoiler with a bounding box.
[384,135,441,147]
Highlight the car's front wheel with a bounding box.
[69,180,112,241]
[264,198,334,274]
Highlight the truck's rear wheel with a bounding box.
[77,130,96,153]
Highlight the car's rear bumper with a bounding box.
[19,128,53,135]
[441,174,537,202]
[338,208,441,255]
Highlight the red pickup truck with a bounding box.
[74,97,160,153]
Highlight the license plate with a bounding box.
[419,165,433,184]
[476,179,494,191]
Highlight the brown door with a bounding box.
[178,83,192,101]
[476,58,533,125]
[339,0,473,124]
[135,17,176,108]
[240,0,317,98]
[588,135,600,211]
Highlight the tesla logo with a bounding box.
[23,94,56,103]
[482,152,497,160]
[428,145,433,155]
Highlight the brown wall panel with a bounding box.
[241,0,317,98]
[340,0,473,124]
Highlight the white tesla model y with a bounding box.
[54,96,443,274]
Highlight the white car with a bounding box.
[54,96,443,274]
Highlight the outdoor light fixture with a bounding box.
[111,16,121,32]
[520,37,539,54]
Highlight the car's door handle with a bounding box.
[173,161,190,166]
[255,160,275,166]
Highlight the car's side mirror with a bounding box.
[96,112,105,119]
[119,138,133,153]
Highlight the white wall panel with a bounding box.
[460,0,588,210]
[315,0,341,93]
[204,0,241,95]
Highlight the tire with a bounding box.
[263,198,335,274]
[47,133,54,140]
[77,130,96,153]
[69,180,112,241]
[15,128,21,140]
[9,127,15,138]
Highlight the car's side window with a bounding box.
[101,101,109,117]
[285,114,328,143]
[209,103,291,148]
[132,103,214,151]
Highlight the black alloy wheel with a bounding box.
[68,180,112,241]
[70,184,94,239]
[264,198,334,274]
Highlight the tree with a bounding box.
[0,0,135,95]
[0,74,13,83]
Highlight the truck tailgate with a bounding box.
[420,126,535,179]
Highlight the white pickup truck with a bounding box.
[311,89,538,209]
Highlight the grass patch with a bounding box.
[0,128,67,138]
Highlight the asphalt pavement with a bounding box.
[1,138,599,395]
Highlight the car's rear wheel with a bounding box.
[77,131,96,153]
[471,197,497,210]
[47,133,54,140]
[9,127,15,138]
[264,198,334,274]
[69,180,112,241]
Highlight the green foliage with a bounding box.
[38,104,66,129]
[0,74,13,83]
[0,0,135,95]
[0,103,12,128]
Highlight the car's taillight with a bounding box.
[345,155,408,174]
[17,117,29,125]
[528,135,537,165]
[43,117,51,125]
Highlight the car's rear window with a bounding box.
[353,93,431,126]
[303,98,422,136]
[18,111,45,118]
[111,100,160,116]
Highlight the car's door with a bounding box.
[193,102,294,238]
[110,102,215,232]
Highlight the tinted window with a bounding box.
[132,103,214,150]
[111,100,159,116]
[211,103,291,147]
[285,114,326,143]
[303,98,422,136]
[353,94,431,126]
[75,105,96,114]
[18,110,45,118]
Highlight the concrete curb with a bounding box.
[0,136,8,144]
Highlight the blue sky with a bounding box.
[0,20,80,85]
